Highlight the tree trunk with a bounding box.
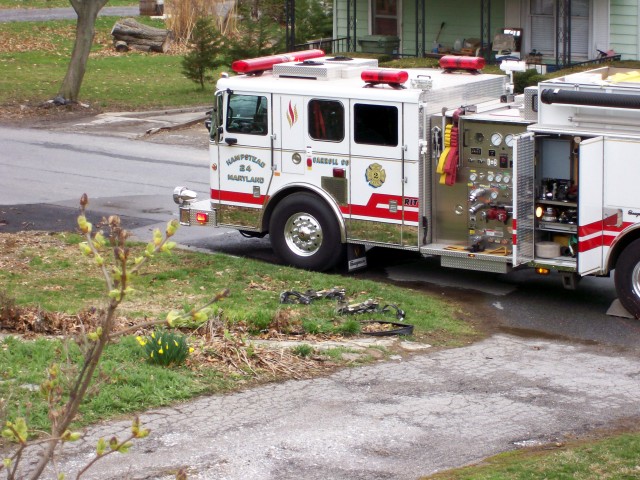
[57,0,109,104]
[111,18,172,53]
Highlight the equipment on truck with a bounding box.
[173,51,640,319]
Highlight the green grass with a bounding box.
[425,432,640,480]
[0,17,218,109]
[0,335,229,433]
[0,230,470,435]
[0,232,469,339]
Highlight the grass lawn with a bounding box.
[0,230,473,436]
[0,17,216,110]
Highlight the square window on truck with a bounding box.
[308,99,345,142]
[227,94,268,135]
[354,103,398,146]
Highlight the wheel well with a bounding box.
[607,228,640,273]
[261,187,346,242]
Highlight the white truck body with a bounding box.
[174,54,640,318]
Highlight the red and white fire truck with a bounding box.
[173,49,640,318]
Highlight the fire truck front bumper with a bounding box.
[173,186,217,227]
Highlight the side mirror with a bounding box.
[204,109,212,131]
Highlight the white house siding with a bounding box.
[610,0,638,59]
[593,0,610,58]
[333,0,370,49]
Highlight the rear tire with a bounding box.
[269,193,343,271]
[614,238,640,319]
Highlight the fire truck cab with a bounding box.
[174,51,640,319]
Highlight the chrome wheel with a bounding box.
[270,192,343,271]
[284,213,323,257]
[632,262,640,299]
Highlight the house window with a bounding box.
[530,0,589,58]
[308,100,345,142]
[354,104,398,146]
[373,0,398,36]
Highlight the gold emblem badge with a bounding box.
[365,163,386,188]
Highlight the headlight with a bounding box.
[173,186,198,205]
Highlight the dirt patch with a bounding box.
[0,102,102,128]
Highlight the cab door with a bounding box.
[348,100,406,246]
[216,90,274,227]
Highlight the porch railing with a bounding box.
[294,37,350,54]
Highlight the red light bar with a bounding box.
[232,50,325,74]
[361,69,409,86]
[439,56,486,72]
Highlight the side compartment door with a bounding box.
[512,133,535,266]
[216,91,273,227]
[578,136,604,275]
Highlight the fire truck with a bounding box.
[173,49,640,319]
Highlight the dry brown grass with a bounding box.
[165,0,237,43]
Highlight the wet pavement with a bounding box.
[37,334,640,479]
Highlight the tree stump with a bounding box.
[111,18,172,53]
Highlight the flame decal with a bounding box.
[286,101,298,127]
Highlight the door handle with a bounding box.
[225,137,238,145]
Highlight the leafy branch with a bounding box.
[1,194,227,480]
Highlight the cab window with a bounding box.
[308,100,344,142]
[354,104,398,146]
[227,94,268,135]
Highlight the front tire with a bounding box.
[614,238,640,318]
[269,193,342,271]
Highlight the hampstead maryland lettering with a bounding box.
[226,154,266,168]
[226,154,266,183]
[227,174,265,183]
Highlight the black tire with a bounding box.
[269,192,343,271]
[614,238,640,319]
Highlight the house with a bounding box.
[331,0,637,66]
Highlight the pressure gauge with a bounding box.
[469,172,478,181]
[490,190,499,200]
[503,175,511,183]
[487,173,495,182]
[505,134,514,147]
[495,174,503,183]
[491,132,503,146]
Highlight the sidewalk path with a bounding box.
[33,334,640,479]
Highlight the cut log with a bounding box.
[111,18,172,53]
[114,40,129,52]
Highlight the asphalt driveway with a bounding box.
[29,334,640,479]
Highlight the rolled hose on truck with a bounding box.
[540,89,640,109]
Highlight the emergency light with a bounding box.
[439,55,485,73]
[361,69,409,87]
[232,50,325,74]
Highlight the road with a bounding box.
[0,6,139,22]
